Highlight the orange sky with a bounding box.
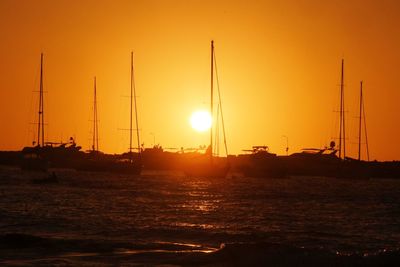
[1,0,399,160]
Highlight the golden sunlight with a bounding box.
[190,110,212,132]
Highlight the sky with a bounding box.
[0,0,399,161]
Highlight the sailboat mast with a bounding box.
[342,60,346,159]
[93,76,99,152]
[130,53,133,155]
[210,40,214,162]
[339,59,345,159]
[131,52,141,159]
[37,53,44,147]
[358,81,363,161]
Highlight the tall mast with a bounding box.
[342,60,346,159]
[92,76,99,152]
[130,53,133,155]
[210,40,214,162]
[339,59,345,159]
[37,53,44,147]
[131,52,141,160]
[358,81,363,161]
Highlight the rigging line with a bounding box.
[27,58,41,145]
[214,103,220,156]
[213,49,229,156]
[132,52,141,158]
[331,85,341,144]
[362,93,370,161]
[130,53,133,155]
[210,41,214,163]
[93,76,99,152]
[93,77,96,151]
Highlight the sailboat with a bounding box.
[113,51,142,174]
[21,53,84,171]
[77,53,142,175]
[183,41,230,178]
[21,53,48,172]
[334,64,370,178]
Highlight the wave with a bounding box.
[1,234,400,266]
[198,242,400,267]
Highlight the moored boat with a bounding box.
[183,41,230,178]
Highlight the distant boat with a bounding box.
[77,53,142,175]
[21,54,84,171]
[336,80,372,179]
[285,61,371,178]
[21,53,49,172]
[238,146,287,178]
[183,41,230,178]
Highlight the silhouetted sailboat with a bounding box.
[239,146,288,178]
[21,53,48,172]
[116,51,142,174]
[184,41,230,178]
[21,54,83,170]
[77,53,142,175]
[334,65,371,178]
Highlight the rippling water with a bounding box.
[1,166,400,265]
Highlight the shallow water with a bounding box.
[0,166,400,265]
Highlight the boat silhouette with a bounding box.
[183,41,230,178]
[20,53,49,172]
[237,60,371,179]
[238,146,287,178]
[76,53,142,175]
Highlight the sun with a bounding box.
[190,110,212,132]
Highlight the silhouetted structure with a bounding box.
[20,53,48,172]
[238,146,287,178]
[183,41,230,178]
[76,53,141,175]
[18,54,83,171]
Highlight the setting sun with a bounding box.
[190,110,212,132]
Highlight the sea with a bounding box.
[1,165,400,266]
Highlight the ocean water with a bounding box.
[1,166,400,266]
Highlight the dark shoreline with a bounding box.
[3,149,400,179]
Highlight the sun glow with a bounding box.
[190,110,212,132]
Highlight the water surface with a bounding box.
[1,166,399,265]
